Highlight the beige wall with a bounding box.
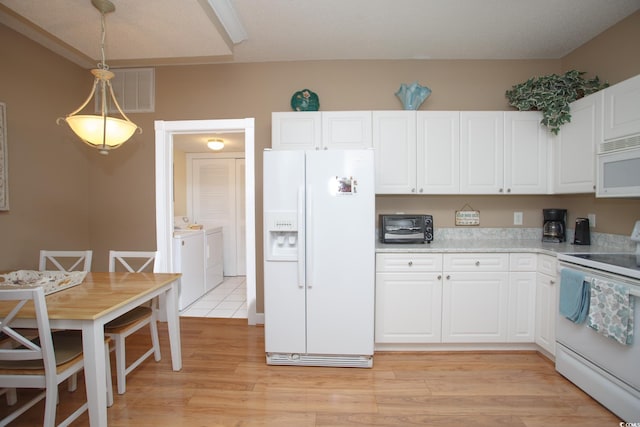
[0,24,91,270]
[1,11,639,313]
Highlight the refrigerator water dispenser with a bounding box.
[265,212,298,261]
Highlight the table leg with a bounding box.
[165,279,182,371]
[82,321,108,426]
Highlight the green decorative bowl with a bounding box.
[291,89,319,111]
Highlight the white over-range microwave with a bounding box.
[597,142,640,197]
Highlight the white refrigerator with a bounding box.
[263,149,375,368]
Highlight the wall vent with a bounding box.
[95,67,155,113]
[600,134,640,153]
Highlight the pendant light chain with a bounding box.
[98,11,109,71]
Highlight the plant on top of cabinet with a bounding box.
[505,70,608,135]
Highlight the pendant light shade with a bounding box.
[57,0,141,155]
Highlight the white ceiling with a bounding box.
[1,0,639,68]
[2,0,638,153]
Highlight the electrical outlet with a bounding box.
[587,213,596,228]
[514,212,523,225]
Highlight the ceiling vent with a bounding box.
[95,67,155,113]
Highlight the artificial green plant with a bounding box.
[505,70,608,134]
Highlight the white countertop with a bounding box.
[376,239,623,256]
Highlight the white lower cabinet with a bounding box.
[535,254,558,355]
[375,254,443,343]
[376,252,542,348]
[442,253,509,343]
[507,253,537,342]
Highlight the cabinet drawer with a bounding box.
[443,253,508,271]
[537,254,557,276]
[376,253,443,272]
[509,253,537,271]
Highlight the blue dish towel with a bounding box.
[588,278,635,345]
[559,269,591,323]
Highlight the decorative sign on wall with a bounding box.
[455,203,480,226]
[0,102,8,211]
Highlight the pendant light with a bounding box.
[57,0,141,155]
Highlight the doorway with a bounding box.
[154,119,258,325]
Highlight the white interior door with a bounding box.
[191,158,238,276]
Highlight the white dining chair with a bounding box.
[38,250,93,272]
[0,286,113,426]
[105,250,161,395]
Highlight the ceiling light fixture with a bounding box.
[207,138,225,151]
[57,0,141,155]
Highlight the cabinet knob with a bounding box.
[419,188,423,193]
[475,261,480,266]
[506,188,511,193]
[550,280,555,285]
[411,188,416,193]
[408,261,413,266]
[437,275,442,280]
[499,188,504,193]
[446,275,451,280]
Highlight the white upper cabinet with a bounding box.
[603,74,640,143]
[460,112,505,194]
[504,111,550,194]
[271,111,372,150]
[553,91,602,193]
[373,111,417,194]
[321,111,372,149]
[272,112,321,150]
[416,111,461,194]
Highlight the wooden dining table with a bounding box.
[1,271,182,426]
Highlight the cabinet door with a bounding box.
[508,272,536,342]
[442,271,509,342]
[553,92,601,193]
[535,272,557,355]
[322,111,372,149]
[504,112,550,194]
[460,112,505,194]
[375,272,442,343]
[373,111,417,194]
[603,74,640,142]
[416,111,460,194]
[271,112,322,150]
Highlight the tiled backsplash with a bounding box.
[435,227,636,251]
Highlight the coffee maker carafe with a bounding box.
[542,209,567,243]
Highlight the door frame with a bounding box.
[154,118,258,325]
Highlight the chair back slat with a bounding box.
[109,251,158,273]
[0,288,53,366]
[39,250,93,272]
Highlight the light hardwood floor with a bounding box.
[1,318,621,426]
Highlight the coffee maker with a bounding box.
[542,209,567,243]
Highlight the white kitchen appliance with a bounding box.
[173,230,205,310]
[263,149,375,367]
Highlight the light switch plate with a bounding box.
[514,212,523,225]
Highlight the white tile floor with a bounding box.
[180,276,247,319]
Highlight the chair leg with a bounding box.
[114,335,127,395]
[150,318,161,362]
[4,388,17,406]
[43,381,58,427]
[105,341,113,407]
[67,373,78,392]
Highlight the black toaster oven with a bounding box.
[379,214,433,243]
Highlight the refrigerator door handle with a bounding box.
[297,185,305,288]
[306,184,314,288]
